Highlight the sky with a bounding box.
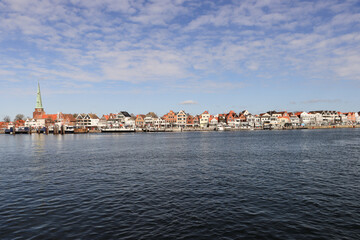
[1,0,360,119]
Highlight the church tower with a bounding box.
[33,82,46,119]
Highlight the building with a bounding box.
[225,111,237,127]
[106,111,132,127]
[176,110,187,127]
[209,116,218,127]
[193,115,200,127]
[153,117,166,128]
[320,110,338,124]
[98,115,109,129]
[144,112,158,126]
[135,114,146,127]
[186,115,194,127]
[0,122,9,130]
[33,82,46,119]
[259,113,271,126]
[76,114,100,129]
[200,111,210,128]
[345,112,356,123]
[300,112,313,125]
[56,113,76,127]
[289,113,300,126]
[163,110,177,126]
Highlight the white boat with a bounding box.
[217,124,231,131]
[65,126,75,133]
[101,128,135,133]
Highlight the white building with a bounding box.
[300,112,314,126]
[153,117,166,127]
[76,113,100,129]
[321,111,338,124]
[144,112,158,127]
[176,110,187,127]
[125,117,136,127]
[209,116,218,127]
[200,111,210,128]
[289,115,300,126]
[25,118,46,128]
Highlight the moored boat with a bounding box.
[101,128,135,133]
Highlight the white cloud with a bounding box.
[0,0,359,92]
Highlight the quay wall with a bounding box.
[1,125,359,134]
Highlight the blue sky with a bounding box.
[1,0,360,119]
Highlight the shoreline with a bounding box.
[1,125,359,135]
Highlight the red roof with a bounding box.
[0,122,9,129]
[43,114,57,121]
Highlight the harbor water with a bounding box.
[1,129,360,239]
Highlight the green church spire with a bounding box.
[36,82,43,109]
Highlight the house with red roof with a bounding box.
[200,111,210,128]
[193,115,200,127]
[186,115,194,127]
[345,112,356,123]
[209,115,218,127]
[0,122,9,130]
[225,110,238,127]
[163,110,177,126]
[135,114,146,127]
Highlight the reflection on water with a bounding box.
[0,129,360,239]
[32,134,46,154]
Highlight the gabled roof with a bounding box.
[146,112,158,118]
[61,113,76,122]
[88,114,99,119]
[119,111,131,117]
[44,114,57,121]
[136,114,146,119]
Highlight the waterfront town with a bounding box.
[1,83,360,134]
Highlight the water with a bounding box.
[1,129,360,239]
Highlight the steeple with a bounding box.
[35,82,43,109]
[33,82,46,119]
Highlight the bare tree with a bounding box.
[3,116,10,122]
[14,114,25,122]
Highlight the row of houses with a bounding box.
[1,110,360,131]
[3,84,356,131]
[131,110,360,129]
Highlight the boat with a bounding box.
[64,126,75,133]
[217,124,231,131]
[74,128,88,134]
[5,127,30,134]
[101,128,135,133]
[16,127,30,134]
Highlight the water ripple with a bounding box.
[0,130,360,239]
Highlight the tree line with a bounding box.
[3,114,27,123]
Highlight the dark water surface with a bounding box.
[1,129,360,239]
